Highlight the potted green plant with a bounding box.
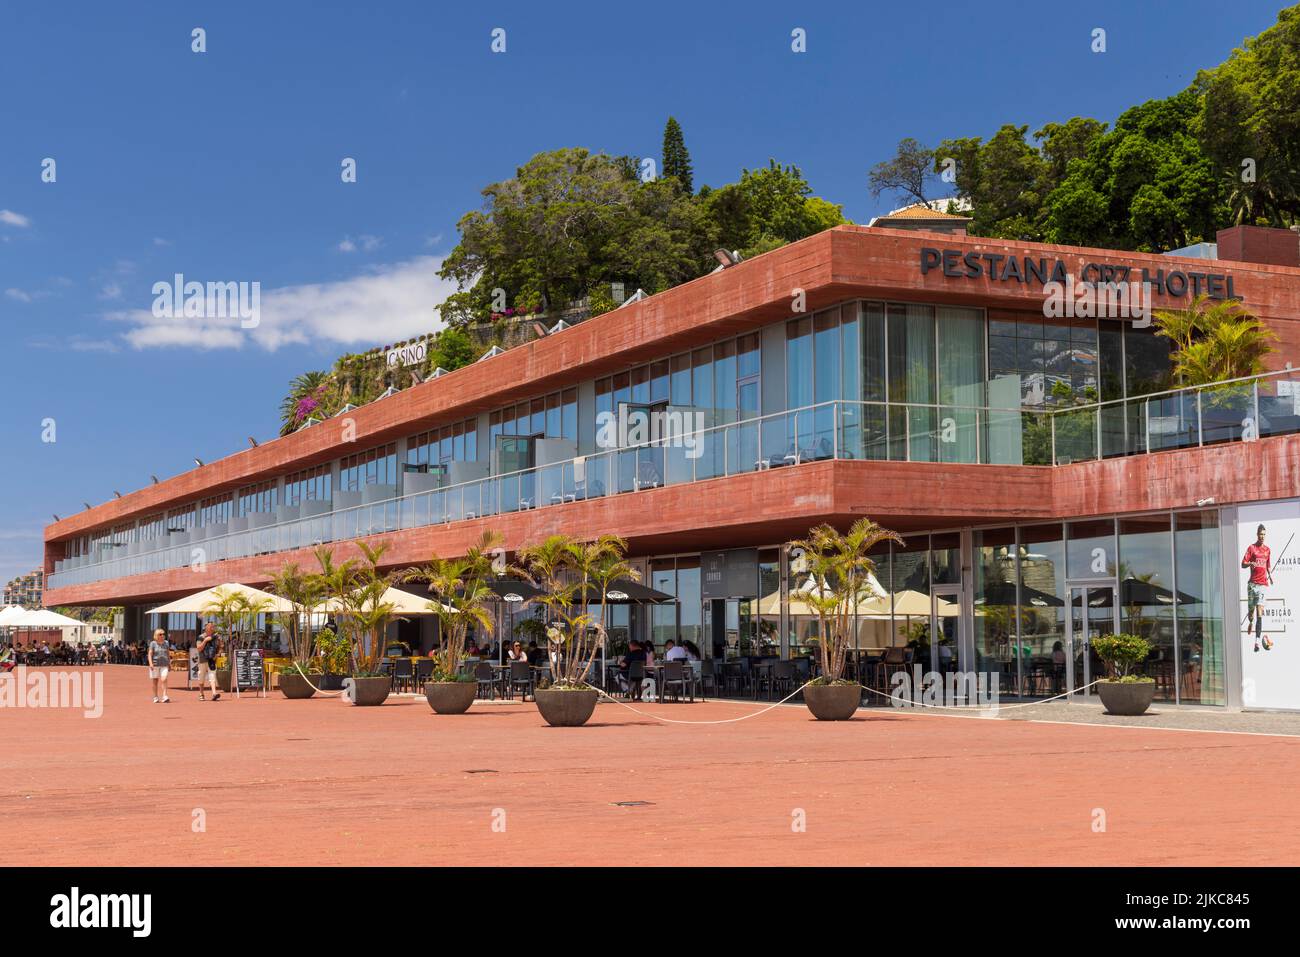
[406,530,500,714]
[791,518,902,720]
[517,534,634,727]
[315,626,348,687]
[268,561,323,699]
[1092,633,1156,715]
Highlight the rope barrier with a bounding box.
[290,661,348,697]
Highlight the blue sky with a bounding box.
[0,0,1288,585]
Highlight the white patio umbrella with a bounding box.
[0,605,30,626]
[318,585,453,616]
[7,608,86,628]
[147,583,296,615]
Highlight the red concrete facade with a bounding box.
[43,225,1300,607]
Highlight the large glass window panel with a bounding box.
[887,303,936,461]
[670,354,692,406]
[1174,510,1224,705]
[936,306,984,463]
[1019,523,1067,695]
[1067,519,1116,580]
[785,318,813,457]
[974,527,1020,693]
[1119,515,1176,700]
[812,309,839,458]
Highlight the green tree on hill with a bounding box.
[662,116,694,194]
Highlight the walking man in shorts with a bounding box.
[1243,524,1274,653]
[148,628,171,703]
[195,621,222,701]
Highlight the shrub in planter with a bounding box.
[314,542,401,708]
[789,519,902,720]
[268,561,325,701]
[405,530,502,716]
[1092,633,1156,716]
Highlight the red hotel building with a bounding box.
[43,224,1300,710]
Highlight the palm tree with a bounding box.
[1153,295,1277,388]
[278,370,330,436]
[312,545,361,669]
[405,530,501,680]
[516,534,638,688]
[268,561,323,669]
[347,541,398,676]
[790,519,902,683]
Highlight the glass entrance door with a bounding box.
[1067,584,1118,699]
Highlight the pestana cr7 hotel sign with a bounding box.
[920,247,1238,300]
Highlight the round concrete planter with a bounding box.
[803,683,862,720]
[425,680,478,714]
[535,688,599,727]
[349,675,392,707]
[278,672,317,699]
[1097,679,1155,716]
[319,673,346,691]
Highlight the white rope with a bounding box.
[857,677,1102,711]
[289,661,348,697]
[591,682,809,724]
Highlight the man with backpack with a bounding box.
[195,621,223,701]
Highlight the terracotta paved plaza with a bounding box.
[3,666,1299,867]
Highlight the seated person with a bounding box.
[664,639,689,661]
[617,639,647,691]
[507,640,529,663]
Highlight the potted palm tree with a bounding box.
[268,561,323,699]
[791,518,902,720]
[343,542,399,706]
[405,530,500,714]
[1092,633,1156,715]
[517,534,634,727]
[314,543,398,706]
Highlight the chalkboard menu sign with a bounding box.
[233,648,264,690]
[188,649,199,682]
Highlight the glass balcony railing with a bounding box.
[47,369,1300,590]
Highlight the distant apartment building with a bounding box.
[4,568,44,607]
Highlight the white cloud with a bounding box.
[99,281,123,301]
[0,209,32,228]
[108,255,455,352]
[5,288,32,302]
[337,234,383,253]
[153,237,171,247]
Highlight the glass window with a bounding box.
[1174,510,1223,705]
[887,303,936,461]
[1119,515,1175,700]
[670,354,692,406]
[973,527,1019,689]
[1019,523,1067,690]
[1067,519,1115,579]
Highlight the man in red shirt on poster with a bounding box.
[1242,524,1274,652]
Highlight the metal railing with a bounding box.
[48,369,1300,589]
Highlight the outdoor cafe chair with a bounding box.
[391,657,414,693]
[770,660,797,699]
[474,661,497,700]
[660,660,693,702]
[699,658,718,698]
[508,660,534,701]
[625,661,646,701]
[414,657,434,688]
